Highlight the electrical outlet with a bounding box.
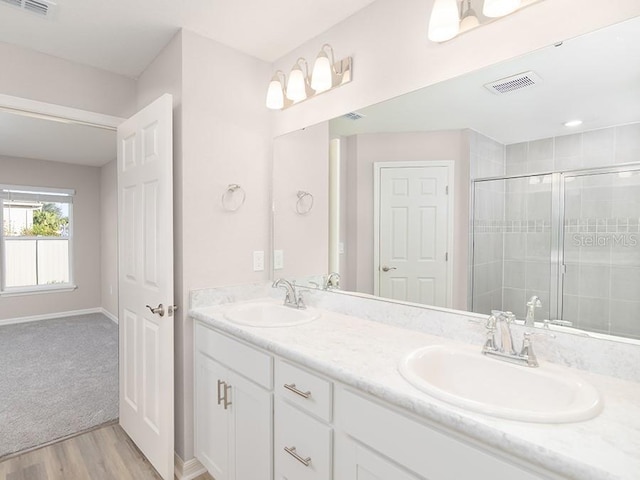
[274,250,284,270]
[253,251,265,271]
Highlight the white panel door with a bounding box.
[118,94,174,479]
[377,164,452,307]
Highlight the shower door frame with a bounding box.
[470,162,640,323]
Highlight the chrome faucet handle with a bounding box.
[519,332,539,367]
[483,315,498,352]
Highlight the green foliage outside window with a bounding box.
[21,203,69,237]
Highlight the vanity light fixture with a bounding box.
[428,0,544,43]
[427,0,460,42]
[459,0,479,31]
[265,44,353,110]
[564,119,583,127]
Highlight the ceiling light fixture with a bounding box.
[266,45,352,110]
[564,120,583,127]
[428,0,544,43]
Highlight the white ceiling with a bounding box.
[330,16,640,145]
[0,0,377,78]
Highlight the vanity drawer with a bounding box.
[195,321,272,389]
[274,399,332,480]
[275,359,332,422]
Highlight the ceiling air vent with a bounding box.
[484,71,542,95]
[0,0,57,17]
[343,112,366,121]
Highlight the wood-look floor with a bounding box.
[0,424,213,480]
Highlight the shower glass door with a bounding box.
[471,174,554,320]
[561,168,640,339]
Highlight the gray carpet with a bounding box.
[0,313,118,458]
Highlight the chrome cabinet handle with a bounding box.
[284,446,311,467]
[146,303,165,317]
[217,380,225,405]
[223,383,232,410]
[381,266,397,272]
[283,383,311,399]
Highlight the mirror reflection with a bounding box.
[272,17,640,340]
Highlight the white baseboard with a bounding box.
[174,453,207,480]
[0,307,106,327]
[101,308,119,324]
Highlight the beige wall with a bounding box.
[342,131,469,309]
[0,41,136,118]
[100,160,118,317]
[271,0,640,136]
[0,155,102,320]
[273,123,330,278]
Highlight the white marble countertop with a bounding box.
[190,298,640,480]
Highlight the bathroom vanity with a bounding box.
[190,287,640,480]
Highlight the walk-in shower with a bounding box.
[471,165,640,339]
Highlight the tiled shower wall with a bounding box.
[503,122,640,338]
[468,130,505,313]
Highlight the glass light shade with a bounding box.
[482,0,521,18]
[311,53,333,93]
[265,78,284,110]
[286,65,307,102]
[428,0,460,42]
[460,9,480,31]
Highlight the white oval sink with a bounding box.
[399,345,602,423]
[224,302,320,327]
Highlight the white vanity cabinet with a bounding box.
[194,322,273,480]
[334,387,549,480]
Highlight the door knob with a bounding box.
[381,266,397,272]
[146,303,165,317]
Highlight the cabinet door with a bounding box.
[228,370,272,480]
[195,352,230,480]
[335,433,421,480]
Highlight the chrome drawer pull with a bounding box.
[223,383,232,410]
[217,379,225,405]
[284,446,311,467]
[283,383,311,399]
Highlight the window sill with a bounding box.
[0,285,78,297]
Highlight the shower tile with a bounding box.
[527,138,554,173]
[555,155,582,171]
[577,297,610,334]
[505,143,528,175]
[578,264,611,298]
[504,260,525,288]
[610,266,640,301]
[502,287,526,318]
[526,261,551,292]
[554,133,582,158]
[504,233,526,260]
[525,232,551,261]
[562,263,580,295]
[583,128,615,158]
[615,123,640,164]
[610,300,640,339]
[472,293,492,315]
[561,294,580,325]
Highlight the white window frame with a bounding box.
[0,184,77,296]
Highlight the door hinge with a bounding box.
[445,252,449,261]
[445,185,449,195]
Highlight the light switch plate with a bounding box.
[273,250,284,270]
[253,251,265,271]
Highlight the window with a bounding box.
[0,185,75,295]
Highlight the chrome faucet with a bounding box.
[324,272,341,290]
[272,278,306,309]
[525,296,542,328]
[482,311,539,367]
